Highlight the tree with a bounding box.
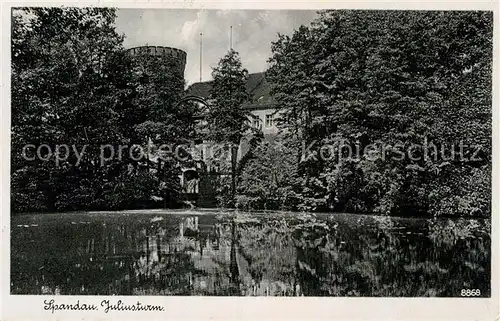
[206,49,250,205]
[11,8,195,212]
[267,24,331,211]
[237,136,298,210]
[267,10,492,216]
[11,8,132,211]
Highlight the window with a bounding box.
[265,114,275,127]
[252,118,261,129]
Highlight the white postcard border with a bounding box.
[1,1,498,320]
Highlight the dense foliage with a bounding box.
[256,10,492,217]
[11,9,492,218]
[236,136,298,210]
[11,8,193,212]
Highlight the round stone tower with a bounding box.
[127,45,187,77]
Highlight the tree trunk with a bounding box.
[230,143,238,204]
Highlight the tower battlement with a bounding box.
[127,45,187,76]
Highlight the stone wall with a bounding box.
[127,45,187,75]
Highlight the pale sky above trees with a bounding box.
[115,9,317,85]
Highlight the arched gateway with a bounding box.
[177,95,217,207]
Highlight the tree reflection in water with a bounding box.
[11,212,490,296]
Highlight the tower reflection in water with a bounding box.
[128,216,282,296]
[11,213,490,297]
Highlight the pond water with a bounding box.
[11,210,490,297]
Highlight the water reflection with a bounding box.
[11,212,490,296]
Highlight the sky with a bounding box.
[115,9,318,85]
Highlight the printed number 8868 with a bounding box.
[461,289,481,296]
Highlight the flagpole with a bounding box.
[230,26,233,50]
[199,32,203,82]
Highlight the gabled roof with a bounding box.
[187,81,212,99]
[186,72,274,110]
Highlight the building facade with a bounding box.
[187,71,281,137]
